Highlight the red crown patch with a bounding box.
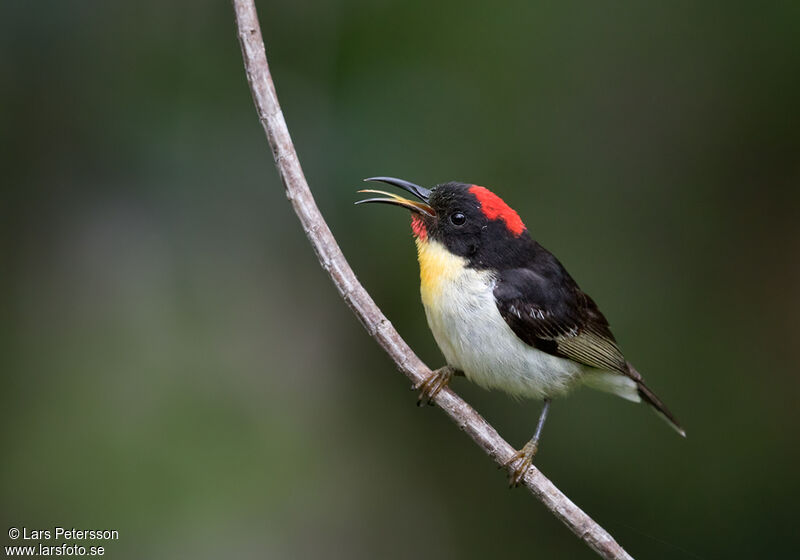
[469,185,525,237]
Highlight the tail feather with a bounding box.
[635,377,686,437]
[588,362,686,436]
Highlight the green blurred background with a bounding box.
[2,1,799,558]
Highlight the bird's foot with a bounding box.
[412,366,456,406]
[503,439,539,488]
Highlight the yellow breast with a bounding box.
[415,238,467,309]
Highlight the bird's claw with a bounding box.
[412,366,455,406]
[502,440,538,488]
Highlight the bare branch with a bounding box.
[231,2,634,558]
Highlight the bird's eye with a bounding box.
[450,212,466,226]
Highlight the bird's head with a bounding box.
[356,177,530,268]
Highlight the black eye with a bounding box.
[450,212,466,226]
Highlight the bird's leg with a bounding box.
[504,398,551,487]
[412,366,459,406]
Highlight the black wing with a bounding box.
[493,266,627,373]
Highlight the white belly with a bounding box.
[417,241,584,400]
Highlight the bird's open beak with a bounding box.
[355,177,435,217]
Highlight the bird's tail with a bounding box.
[628,364,686,437]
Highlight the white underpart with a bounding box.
[418,240,640,401]
[583,372,641,403]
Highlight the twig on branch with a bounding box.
[231,2,634,559]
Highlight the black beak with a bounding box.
[363,177,431,202]
[355,177,435,217]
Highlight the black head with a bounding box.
[356,177,534,269]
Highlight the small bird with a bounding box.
[356,177,684,486]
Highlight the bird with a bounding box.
[356,177,684,486]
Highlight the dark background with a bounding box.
[2,1,799,558]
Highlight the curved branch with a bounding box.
[231,2,634,559]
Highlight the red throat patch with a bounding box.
[411,214,428,240]
[469,185,525,236]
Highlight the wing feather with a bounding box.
[493,267,627,373]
